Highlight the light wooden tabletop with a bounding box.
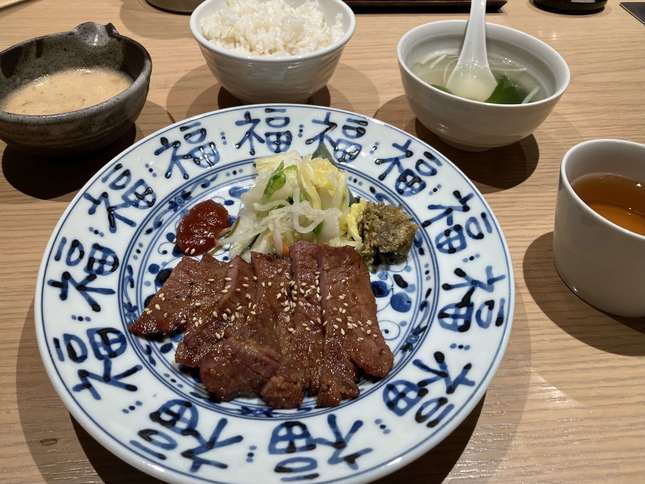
[1,0,644,482]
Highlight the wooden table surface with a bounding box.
[1,0,644,482]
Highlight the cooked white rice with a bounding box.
[201,0,344,57]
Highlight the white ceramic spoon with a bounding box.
[446,0,497,102]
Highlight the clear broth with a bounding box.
[572,173,645,236]
[411,52,547,104]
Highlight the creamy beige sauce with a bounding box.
[0,67,132,115]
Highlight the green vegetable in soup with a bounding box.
[412,52,545,105]
[486,75,528,104]
[430,75,528,104]
[429,83,449,93]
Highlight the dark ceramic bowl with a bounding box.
[145,0,204,13]
[0,22,151,154]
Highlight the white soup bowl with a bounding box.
[398,20,570,151]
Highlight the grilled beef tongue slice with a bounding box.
[128,255,226,336]
[200,338,281,400]
[199,253,287,400]
[316,245,394,407]
[175,256,256,367]
[131,241,393,408]
[262,241,324,409]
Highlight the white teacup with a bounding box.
[553,139,645,317]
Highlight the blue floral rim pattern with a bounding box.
[35,104,514,484]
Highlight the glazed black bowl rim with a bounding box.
[0,22,152,125]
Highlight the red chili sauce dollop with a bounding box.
[175,200,230,256]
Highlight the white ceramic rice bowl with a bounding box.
[190,0,355,103]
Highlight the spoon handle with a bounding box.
[458,0,489,67]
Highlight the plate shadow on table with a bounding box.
[523,232,645,356]
[119,0,192,39]
[16,303,162,483]
[1,100,172,203]
[165,63,367,121]
[374,95,540,194]
[72,419,163,483]
[16,294,531,483]
[375,396,486,483]
[379,291,533,483]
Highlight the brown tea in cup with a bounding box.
[572,173,645,235]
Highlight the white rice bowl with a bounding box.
[201,0,344,57]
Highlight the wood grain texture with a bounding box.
[1,0,644,483]
[0,0,31,10]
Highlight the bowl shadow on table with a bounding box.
[374,95,540,194]
[1,100,172,203]
[1,126,134,202]
[119,0,192,40]
[164,63,364,121]
[16,304,161,483]
[212,85,343,111]
[523,232,645,356]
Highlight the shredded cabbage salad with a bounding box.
[218,151,366,259]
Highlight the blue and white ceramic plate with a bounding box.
[35,105,514,483]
